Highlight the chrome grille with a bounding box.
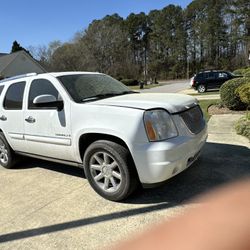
[180,105,205,134]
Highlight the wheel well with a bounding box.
[79,133,140,185]
[79,133,129,161]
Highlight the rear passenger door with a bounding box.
[0,81,26,151]
[206,72,217,89]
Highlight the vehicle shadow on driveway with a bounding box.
[127,142,250,204]
[13,157,84,178]
[12,142,250,205]
[1,142,249,244]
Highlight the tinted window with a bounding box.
[0,85,4,96]
[196,73,203,79]
[208,72,215,78]
[28,79,59,109]
[218,72,228,78]
[204,73,209,79]
[4,81,26,110]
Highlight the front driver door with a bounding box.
[24,77,75,162]
[217,72,229,88]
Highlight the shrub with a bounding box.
[220,77,249,110]
[233,68,245,75]
[243,68,250,77]
[235,83,250,106]
[233,67,250,76]
[235,113,250,140]
[120,79,139,86]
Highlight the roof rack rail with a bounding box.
[0,73,37,83]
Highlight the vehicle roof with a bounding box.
[197,70,228,74]
[0,71,102,84]
[49,71,102,77]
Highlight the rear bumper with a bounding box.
[132,126,207,185]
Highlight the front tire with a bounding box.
[83,140,138,201]
[0,132,16,169]
[197,84,207,93]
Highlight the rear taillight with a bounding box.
[191,78,195,86]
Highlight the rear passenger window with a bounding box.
[208,72,215,78]
[28,79,59,109]
[4,81,26,110]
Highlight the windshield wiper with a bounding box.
[81,93,116,102]
[81,91,136,102]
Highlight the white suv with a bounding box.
[0,72,207,201]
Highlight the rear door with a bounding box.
[206,72,217,89]
[0,81,26,151]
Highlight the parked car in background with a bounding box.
[0,72,207,201]
[190,70,242,93]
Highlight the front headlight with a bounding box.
[144,109,178,141]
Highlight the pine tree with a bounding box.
[11,40,24,53]
[11,40,31,56]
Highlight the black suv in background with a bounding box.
[190,70,241,93]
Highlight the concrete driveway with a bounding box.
[141,79,190,93]
[0,115,249,250]
[141,81,220,100]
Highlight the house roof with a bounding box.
[0,52,20,72]
[0,51,46,74]
[0,53,8,57]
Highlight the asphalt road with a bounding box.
[141,79,190,93]
[0,115,249,250]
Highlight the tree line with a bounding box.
[28,0,250,81]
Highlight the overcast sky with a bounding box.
[1,0,192,53]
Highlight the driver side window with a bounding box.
[218,72,228,78]
[28,79,59,109]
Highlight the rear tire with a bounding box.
[197,84,207,93]
[0,132,16,169]
[83,140,138,201]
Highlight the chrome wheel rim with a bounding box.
[90,152,122,193]
[198,85,206,93]
[0,142,8,165]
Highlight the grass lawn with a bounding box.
[199,99,220,121]
[189,91,220,96]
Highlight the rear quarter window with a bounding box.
[196,73,204,79]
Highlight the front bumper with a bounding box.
[132,126,207,185]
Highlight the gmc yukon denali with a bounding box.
[0,72,207,201]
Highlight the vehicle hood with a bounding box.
[92,93,198,113]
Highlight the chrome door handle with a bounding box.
[0,115,7,121]
[25,116,36,123]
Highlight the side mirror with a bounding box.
[33,94,64,111]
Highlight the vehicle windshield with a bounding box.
[57,74,134,103]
